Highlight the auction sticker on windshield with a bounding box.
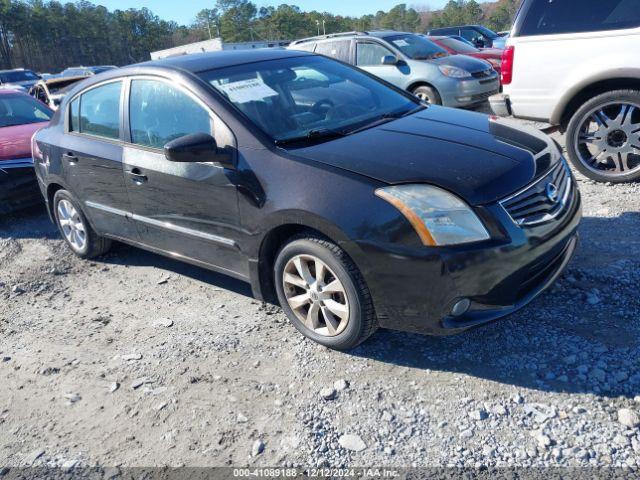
[217,78,278,104]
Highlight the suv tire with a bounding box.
[53,189,112,258]
[274,235,377,350]
[566,89,640,183]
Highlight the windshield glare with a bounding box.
[0,70,40,83]
[0,95,52,127]
[201,56,418,143]
[386,34,449,60]
[437,37,480,54]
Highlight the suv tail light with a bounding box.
[501,46,514,85]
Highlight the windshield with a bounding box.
[385,34,449,60]
[476,25,499,39]
[0,70,40,84]
[436,37,480,54]
[200,55,419,144]
[0,94,52,127]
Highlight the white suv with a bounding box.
[490,0,640,182]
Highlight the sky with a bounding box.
[93,0,449,25]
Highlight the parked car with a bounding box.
[33,49,581,349]
[446,35,477,47]
[490,0,640,183]
[428,35,503,75]
[61,66,117,78]
[289,31,499,107]
[427,25,508,49]
[29,76,86,110]
[0,69,42,91]
[0,90,53,214]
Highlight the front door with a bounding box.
[121,78,246,278]
[60,80,138,239]
[356,41,408,90]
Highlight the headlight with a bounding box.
[438,65,472,78]
[375,185,490,246]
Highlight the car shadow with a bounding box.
[349,213,640,399]
[3,207,639,398]
[100,242,254,299]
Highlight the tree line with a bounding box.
[0,0,519,73]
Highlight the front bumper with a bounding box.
[440,75,500,108]
[489,92,512,117]
[0,158,42,215]
[358,180,582,336]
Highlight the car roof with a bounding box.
[142,49,312,74]
[293,30,415,45]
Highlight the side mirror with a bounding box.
[164,133,235,169]
[381,55,399,66]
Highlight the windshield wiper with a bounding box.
[346,105,427,135]
[275,128,347,146]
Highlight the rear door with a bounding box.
[59,80,138,239]
[121,77,246,278]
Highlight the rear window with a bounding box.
[315,40,351,63]
[520,0,640,36]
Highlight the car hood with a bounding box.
[425,54,491,73]
[0,122,47,161]
[289,106,556,206]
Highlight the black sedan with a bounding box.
[32,49,581,350]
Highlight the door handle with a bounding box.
[127,168,148,184]
[62,152,78,164]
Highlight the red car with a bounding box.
[0,89,53,214]
[428,35,503,76]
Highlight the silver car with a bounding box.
[288,31,500,108]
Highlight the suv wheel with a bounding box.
[412,85,441,105]
[53,190,111,258]
[566,90,640,183]
[274,235,377,350]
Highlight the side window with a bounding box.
[520,0,640,36]
[460,29,478,41]
[315,40,351,63]
[78,81,122,139]
[129,79,213,150]
[356,42,394,66]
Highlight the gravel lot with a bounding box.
[1,122,640,471]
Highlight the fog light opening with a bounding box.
[451,298,471,317]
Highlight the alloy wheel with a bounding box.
[574,102,640,178]
[282,254,350,337]
[57,199,87,252]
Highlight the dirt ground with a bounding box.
[1,129,640,471]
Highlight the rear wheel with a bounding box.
[53,190,111,258]
[274,235,377,350]
[412,85,441,105]
[566,90,640,183]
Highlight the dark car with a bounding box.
[61,66,117,78]
[0,68,42,91]
[0,89,53,214]
[427,25,507,49]
[33,49,581,350]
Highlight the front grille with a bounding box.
[471,90,499,102]
[500,160,573,227]
[472,68,494,79]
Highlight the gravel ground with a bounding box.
[1,121,640,471]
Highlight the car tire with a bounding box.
[412,85,441,105]
[566,89,640,183]
[274,235,378,351]
[53,190,111,259]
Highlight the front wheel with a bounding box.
[274,236,377,350]
[566,89,640,183]
[412,85,441,106]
